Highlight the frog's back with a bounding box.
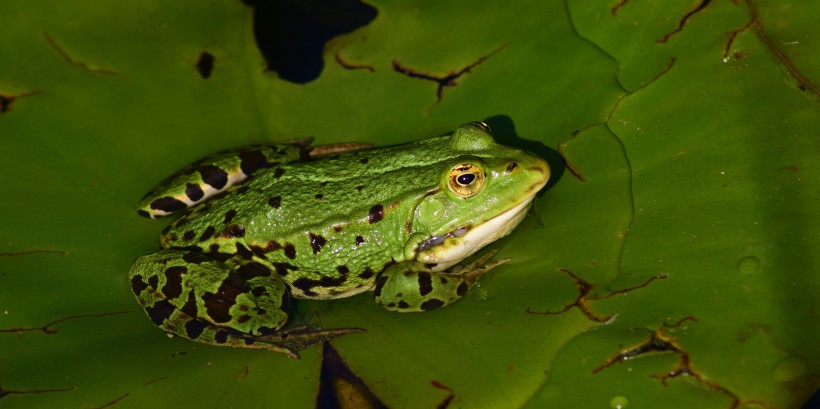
[159,149,444,298]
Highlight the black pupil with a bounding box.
[457,174,475,185]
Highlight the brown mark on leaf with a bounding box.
[611,0,630,15]
[44,33,119,75]
[317,342,387,409]
[745,0,820,95]
[142,376,170,386]
[722,21,753,61]
[392,43,509,107]
[431,380,456,409]
[0,90,44,113]
[334,51,375,72]
[593,317,771,409]
[0,249,66,257]
[557,141,587,182]
[0,384,76,399]
[95,392,130,408]
[526,269,666,322]
[238,365,250,380]
[0,310,133,335]
[656,0,713,43]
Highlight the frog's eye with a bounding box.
[448,163,484,198]
[470,121,492,134]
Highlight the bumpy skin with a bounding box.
[129,123,550,355]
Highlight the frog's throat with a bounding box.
[416,197,536,271]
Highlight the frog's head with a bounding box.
[412,122,550,270]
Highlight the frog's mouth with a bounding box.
[415,197,535,271]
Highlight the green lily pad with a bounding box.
[1,0,817,408]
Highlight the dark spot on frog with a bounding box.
[273,261,298,276]
[355,235,365,246]
[417,272,433,296]
[181,289,199,317]
[405,220,412,233]
[182,250,213,265]
[222,224,245,238]
[145,299,175,326]
[315,193,323,200]
[235,243,254,259]
[137,209,151,218]
[252,287,267,297]
[332,224,345,232]
[199,225,216,242]
[425,263,437,269]
[291,278,318,296]
[184,319,208,339]
[397,301,409,309]
[373,275,388,297]
[162,266,188,299]
[268,196,282,208]
[355,185,364,192]
[237,261,270,279]
[130,274,148,296]
[359,267,374,280]
[167,233,178,241]
[236,185,250,194]
[284,243,296,259]
[506,162,518,173]
[202,272,250,323]
[239,150,271,175]
[151,196,187,213]
[337,265,349,274]
[214,330,229,344]
[224,209,237,224]
[457,281,468,296]
[148,275,159,289]
[183,230,196,241]
[243,338,255,346]
[185,183,205,201]
[420,299,445,311]
[360,158,368,164]
[368,204,384,224]
[308,232,326,254]
[273,168,286,178]
[236,315,251,323]
[198,165,229,190]
[251,240,282,256]
[440,277,448,284]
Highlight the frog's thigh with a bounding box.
[137,143,309,218]
[374,262,476,312]
[129,249,290,346]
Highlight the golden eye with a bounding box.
[448,163,484,197]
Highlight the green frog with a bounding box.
[129,122,549,357]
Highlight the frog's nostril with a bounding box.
[505,162,518,173]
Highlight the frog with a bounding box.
[129,122,550,357]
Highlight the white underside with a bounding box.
[416,197,536,271]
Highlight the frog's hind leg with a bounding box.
[129,248,360,356]
[138,142,312,218]
[137,140,371,219]
[374,251,509,312]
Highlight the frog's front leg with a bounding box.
[137,141,371,219]
[129,248,360,357]
[374,251,508,312]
